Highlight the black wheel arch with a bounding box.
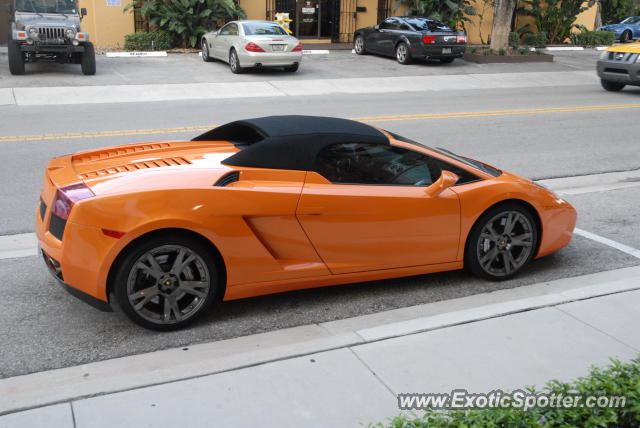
[106,227,227,303]
[463,199,543,262]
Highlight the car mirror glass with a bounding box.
[81,7,87,16]
[374,24,379,30]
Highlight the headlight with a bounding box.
[66,28,75,39]
[600,50,610,59]
[28,27,38,37]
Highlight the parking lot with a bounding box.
[0,46,639,376]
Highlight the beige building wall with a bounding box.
[239,0,266,20]
[79,0,135,47]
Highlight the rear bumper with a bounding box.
[412,44,466,58]
[41,247,113,312]
[238,51,302,67]
[597,59,640,85]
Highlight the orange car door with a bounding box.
[296,143,461,275]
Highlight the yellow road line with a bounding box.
[2,103,639,143]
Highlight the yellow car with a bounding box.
[597,43,640,91]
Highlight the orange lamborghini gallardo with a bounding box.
[36,116,576,330]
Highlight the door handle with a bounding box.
[298,206,326,215]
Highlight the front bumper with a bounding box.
[18,43,85,54]
[413,44,466,59]
[597,58,640,85]
[238,51,302,67]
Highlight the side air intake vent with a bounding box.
[214,171,240,187]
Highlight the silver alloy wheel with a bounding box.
[230,51,238,71]
[355,36,364,53]
[396,44,407,62]
[202,42,209,61]
[476,211,534,277]
[126,245,210,325]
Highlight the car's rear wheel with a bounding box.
[439,57,455,64]
[395,42,412,65]
[114,234,219,330]
[601,79,626,92]
[465,203,538,281]
[284,63,299,72]
[620,30,632,43]
[202,39,213,62]
[354,35,367,55]
[8,41,25,75]
[229,49,245,74]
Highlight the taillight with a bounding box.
[245,42,265,52]
[422,35,435,44]
[292,42,303,52]
[51,183,94,220]
[457,35,467,43]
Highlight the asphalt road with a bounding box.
[0,60,639,378]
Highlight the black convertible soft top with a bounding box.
[192,115,389,170]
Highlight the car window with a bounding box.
[380,18,400,30]
[403,17,452,32]
[220,23,238,36]
[621,17,640,24]
[314,143,476,186]
[243,22,288,35]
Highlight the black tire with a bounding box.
[8,41,25,75]
[113,233,220,331]
[354,35,367,55]
[395,42,412,65]
[620,30,631,43]
[81,42,96,75]
[284,63,299,72]
[465,202,539,281]
[439,57,455,64]
[202,38,213,62]
[229,49,244,74]
[601,79,625,92]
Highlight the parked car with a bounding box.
[36,115,576,330]
[201,20,302,74]
[354,16,467,64]
[6,0,95,75]
[597,42,640,91]
[598,16,640,43]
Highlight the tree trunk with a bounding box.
[490,0,518,51]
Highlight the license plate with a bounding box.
[442,48,452,54]
[271,45,285,52]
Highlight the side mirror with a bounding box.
[374,24,380,30]
[425,170,459,197]
[81,7,87,16]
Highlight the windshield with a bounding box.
[386,130,502,177]
[243,22,288,36]
[621,16,640,24]
[403,17,452,32]
[16,0,77,14]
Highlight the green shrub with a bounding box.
[483,48,495,56]
[517,46,529,55]
[372,357,640,428]
[509,32,520,48]
[574,30,616,47]
[469,46,479,54]
[523,31,547,47]
[498,48,506,56]
[124,32,173,51]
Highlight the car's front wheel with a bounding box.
[202,39,213,62]
[81,42,96,75]
[601,79,625,92]
[395,42,412,65]
[229,49,245,74]
[620,30,632,43]
[114,234,220,330]
[465,203,538,281]
[354,35,367,55]
[8,41,25,75]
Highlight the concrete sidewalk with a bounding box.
[0,70,600,106]
[1,266,639,428]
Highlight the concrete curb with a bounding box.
[105,52,168,57]
[1,265,639,416]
